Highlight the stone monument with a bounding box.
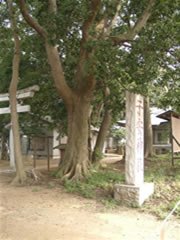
[114,92,154,206]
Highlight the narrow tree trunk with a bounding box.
[88,111,92,162]
[8,0,26,184]
[92,87,112,163]
[57,95,91,180]
[92,109,112,163]
[144,96,153,158]
[0,131,9,161]
[91,102,104,124]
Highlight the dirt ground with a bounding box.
[0,159,180,240]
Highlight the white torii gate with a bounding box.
[0,85,39,169]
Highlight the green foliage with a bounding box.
[110,127,125,144]
[144,154,180,182]
[64,179,96,199]
[63,155,180,218]
[143,155,180,219]
[64,169,125,200]
[32,187,39,192]
[93,150,104,161]
[0,0,179,136]
[87,170,125,186]
[0,0,180,181]
[129,202,140,209]
[48,182,55,188]
[101,197,117,209]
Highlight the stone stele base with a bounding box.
[114,183,154,206]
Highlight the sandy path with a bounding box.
[0,172,180,240]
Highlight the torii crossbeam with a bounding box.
[0,85,39,168]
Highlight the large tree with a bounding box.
[16,0,157,179]
[7,0,27,183]
[11,0,179,179]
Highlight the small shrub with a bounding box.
[32,187,39,192]
[48,182,55,188]
[144,156,180,219]
[63,169,125,200]
[101,197,117,209]
[94,150,104,161]
[129,202,139,208]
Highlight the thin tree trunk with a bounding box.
[92,109,112,163]
[91,102,104,124]
[144,96,153,158]
[8,0,26,184]
[88,106,93,162]
[0,130,9,161]
[92,87,112,163]
[58,95,91,180]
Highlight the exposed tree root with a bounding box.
[10,175,27,186]
[26,168,44,182]
[11,168,44,186]
[58,160,89,181]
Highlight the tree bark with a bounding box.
[8,0,26,183]
[58,94,91,179]
[92,87,112,163]
[92,109,112,163]
[144,96,153,158]
[0,130,9,161]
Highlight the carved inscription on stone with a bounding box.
[125,92,144,185]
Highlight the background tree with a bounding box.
[144,96,153,158]
[7,0,26,183]
[92,87,112,163]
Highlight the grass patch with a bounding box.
[32,187,39,192]
[101,197,117,209]
[143,154,180,219]
[55,154,180,218]
[64,168,125,201]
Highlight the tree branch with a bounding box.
[45,0,73,105]
[112,0,157,44]
[75,0,101,91]
[19,0,47,39]
[96,1,123,36]
[96,15,107,33]
[48,0,57,14]
[45,43,73,105]
[105,1,123,35]
[19,0,73,106]
[82,0,101,41]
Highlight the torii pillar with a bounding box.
[0,85,39,169]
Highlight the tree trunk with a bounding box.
[58,95,91,180]
[88,111,92,162]
[0,131,9,161]
[92,109,112,163]
[92,87,112,163]
[144,96,153,158]
[8,0,26,184]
